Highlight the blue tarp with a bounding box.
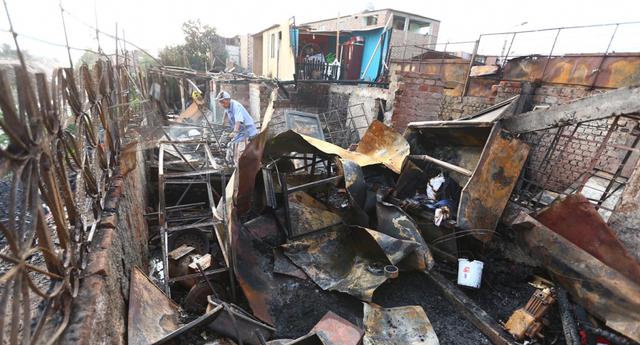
[353,28,391,81]
[290,28,299,56]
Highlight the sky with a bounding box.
[0,0,639,66]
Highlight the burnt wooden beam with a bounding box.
[424,270,519,345]
[502,86,640,133]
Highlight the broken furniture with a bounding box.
[403,98,530,243]
[503,286,556,341]
[157,140,231,296]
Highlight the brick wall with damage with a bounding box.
[389,71,444,131]
[60,143,149,345]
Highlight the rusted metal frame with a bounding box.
[207,179,229,268]
[519,127,566,196]
[437,41,449,77]
[408,154,473,176]
[159,128,197,171]
[516,180,622,213]
[504,87,640,134]
[151,305,223,345]
[167,267,228,283]
[165,168,221,178]
[320,111,334,143]
[164,179,207,184]
[278,172,293,238]
[292,159,327,173]
[577,117,621,193]
[310,154,318,175]
[590,24,619,90]
[462,38,480,97]
[39,157,71,250]
[540,29,562,81]
[166,221,217,233]
[0,252,63,281]
[157,144,171,296]
[544,132,640,154]
[502,33,517,71]
[287,175,343,193]
[596,131,640,206]
[34,206,64,274]
[530,125,576,204]
[424,270,519,345]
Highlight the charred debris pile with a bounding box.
[131,86,640,345]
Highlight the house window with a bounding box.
[365,15,378,26]
[270,33,276,58]
[408,20,431,35]
[392,16,406,30]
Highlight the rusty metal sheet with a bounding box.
[362,303,440,345]
[395,158,428,199]
[235,87,278,215]
[273,248,308,280]
[502,54,640,89]
[267,333,327,345]
[457,126,530,242]
[311,311,363,345]
[376,201,434,271]
[287,191,344,237]
[281,226,418,301]
[236,129,271,216]
[176,102,204,122]
[512,212,640,343]
[151,305,223,345]
[206,298,276,345]
[233,214,283,325]
[264,130,388,170]
[355,120,410,174]
[128,266,181,345]
[335,158,366,209]
[535,194,640,286]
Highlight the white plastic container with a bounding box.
[457,259,484,288]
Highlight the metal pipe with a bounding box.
[590,24,618,89]
[540,29,562,81]
[287,175,343,193]
[502,33,517,70]
[480,20,640,37]
[409,155,473,177]
[461,38,480,97]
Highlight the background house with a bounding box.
[248,9,440,82]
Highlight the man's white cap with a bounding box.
[216,91,231,101]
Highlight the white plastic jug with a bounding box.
[457,258,484,288]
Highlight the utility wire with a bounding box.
[60,6,163,65]
[0,28,107,55]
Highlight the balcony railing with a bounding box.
[295,61,344,81]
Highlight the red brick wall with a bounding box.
[390,72,444,131]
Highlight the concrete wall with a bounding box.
[440,95,494,120]
[253,35,263,75]
[304,10,393,31]
[305,9,439,48]
[240,34,250,71]
[261,22,296,80]
[61,143,149,345]
[328,84,391,132]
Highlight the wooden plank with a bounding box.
[424,270,519,345]
[503,86,640,134]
